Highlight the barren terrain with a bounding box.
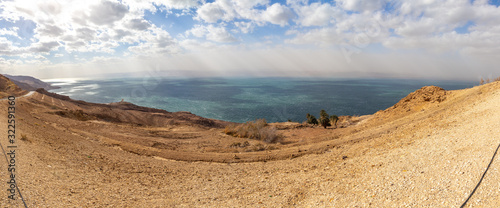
[1,76,500,207]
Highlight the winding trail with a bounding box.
[0,91,35,101]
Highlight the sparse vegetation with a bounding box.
[319,109,331,129]
[54,110,95,121]
[224,119,282,143]
[480,76,500,85]
[330,115,339,128]
[306,113,318,125]
[307,111,338,128]
[20,134,30,142]
[230,141,250,148]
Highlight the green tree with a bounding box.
[330,115,339,128]
[306,113,318,125]
[319,109,331,129]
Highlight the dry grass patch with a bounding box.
[224,119,282,143]
[20,134,30,142]
[53,110,96,121]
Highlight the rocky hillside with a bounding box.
[0,74,28,98]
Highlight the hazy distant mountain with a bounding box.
[3,74,60,91]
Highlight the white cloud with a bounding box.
[75,28,96,41]
[29,41,60,53]
[195,0,294,26]
[234,21,254,33]
[206,25,238,42]
[36,24,64,37]
[234,0,269,9]
[471,1,500,27]
[395,17,438,37]
[186,24,238,43]
[336,0,386,12]
[154,0,199,10]
[379,0,500,59]
[122,0,199,15]
[0,27,19,38]
[112,29,133,41]
[128,27,180,55]
[293,2,341,27]
[0,0,189,58]
[384,28,500,56]
[260,3,294,26]
[186,25,208,38]
[88,1,128,26]
[0,37,19,55]
[0,37,61,56]
[37,1,62,16]
[125,19,151,30]
[285,0,500,62]
[196,2,225,23]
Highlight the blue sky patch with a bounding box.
[455,21,475,34]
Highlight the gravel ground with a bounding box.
[0,82,499,207]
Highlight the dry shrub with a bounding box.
[224,119,282,143]
[93,113,122,123]
[252,143,266,151]
[20,134,30,142]
[229,141,250,148]
[54,110,95,121]
[480,76,500,85]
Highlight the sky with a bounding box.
[0,0,499,80]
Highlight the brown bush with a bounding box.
[224,119,282,143]
[480,76,500,85]
[54,110,95,121]
[20,134,30,142]
[229,141,250,148]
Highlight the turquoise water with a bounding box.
[46,78,475,123]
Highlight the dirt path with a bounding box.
[0,91,34,101]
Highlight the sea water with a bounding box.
[45,77,475,123]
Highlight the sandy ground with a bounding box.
[1,81,500,207]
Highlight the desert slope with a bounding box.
[1,80,500,207]
[0,74,27,99]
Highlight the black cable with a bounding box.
[0,141,28,207]
[460,143,500,208]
